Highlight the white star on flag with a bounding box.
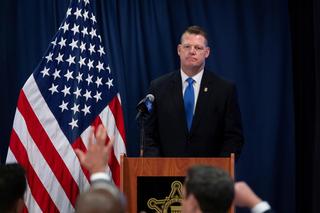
[74,8,82,19]
[81,27,88,37]
[52,69,61,80]
[89,28,97,38]
[59,100,69,112]
[69,118,78,129]
[61,85,71,97]
[106,77,114,89]
[40,67,50,77]
[69,39,78,50]
[45,52,53,62]
[58,37,67,48]
[64,70,74,81]
[82,104,91,115]
[87,59,94,70]
[71,24,80,35]
[61,22,69,33]
[96,61,105,72]
[48,83,59,94]
[98,45,105,56]
[55,53,64,64]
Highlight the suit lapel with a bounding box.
[190,70,214,133]
[170,72,189,134]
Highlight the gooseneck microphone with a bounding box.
[136,94,155,157]
[135,94,155,120]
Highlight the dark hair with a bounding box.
[181,25,208,45]
[185,165,234,213]
[0,163,26,212]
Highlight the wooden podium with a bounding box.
[120,154,235,213]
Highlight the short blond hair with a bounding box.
[180,25,208,46]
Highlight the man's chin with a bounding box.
[184,64,201,70]
[186,59,198,64]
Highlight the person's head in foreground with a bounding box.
[182,165,234,213]
[0,163,26,213]
[75,188,125,213]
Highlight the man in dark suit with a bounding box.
[143,25,244,158]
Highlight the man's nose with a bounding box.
[189,46,197,54]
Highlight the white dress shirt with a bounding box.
[251,201,271,213]
[181,69,204,114]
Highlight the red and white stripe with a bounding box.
[7,74,126,212]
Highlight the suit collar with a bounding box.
[180,69,204,83]
[169,72,189,134]
[190,70,214,133]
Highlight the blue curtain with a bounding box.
[0,0,294,212]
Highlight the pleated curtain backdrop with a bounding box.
[0,1,294,213]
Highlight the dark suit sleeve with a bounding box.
[142,82,161,157]
[220,84,244,159]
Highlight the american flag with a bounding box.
[6,0,126,212]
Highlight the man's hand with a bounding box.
[75,124,114,174]
[234,181,262,208]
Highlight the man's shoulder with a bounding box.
[204,70,235,87]
[150,71,179,86]
[149,70,235,88]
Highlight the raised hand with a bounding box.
[75,124,114,174]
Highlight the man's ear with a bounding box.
[187,194,202,213]
[177,44,182,56]
[205,46,210,58]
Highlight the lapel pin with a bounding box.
[204,87,208,92]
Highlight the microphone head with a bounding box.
[145,94,155,102]
[136,94,155,114]
[144,94,154,112]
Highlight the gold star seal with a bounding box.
[147,181,183,213]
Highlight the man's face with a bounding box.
[177,33,210,75]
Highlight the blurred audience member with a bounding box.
[0,163,26,213]
[182,165,234,213]
[75,124,125,213]
[75,188,124,213]
[234,181,273,213]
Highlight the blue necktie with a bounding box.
[184,78,195,131]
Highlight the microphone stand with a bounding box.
[139,115,145,157]
[136,110,146,157]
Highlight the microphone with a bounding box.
[136,94,155,157]
[136,94,155,119]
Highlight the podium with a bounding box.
[120,154,235,213]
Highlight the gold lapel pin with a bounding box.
[204,87,208,92]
